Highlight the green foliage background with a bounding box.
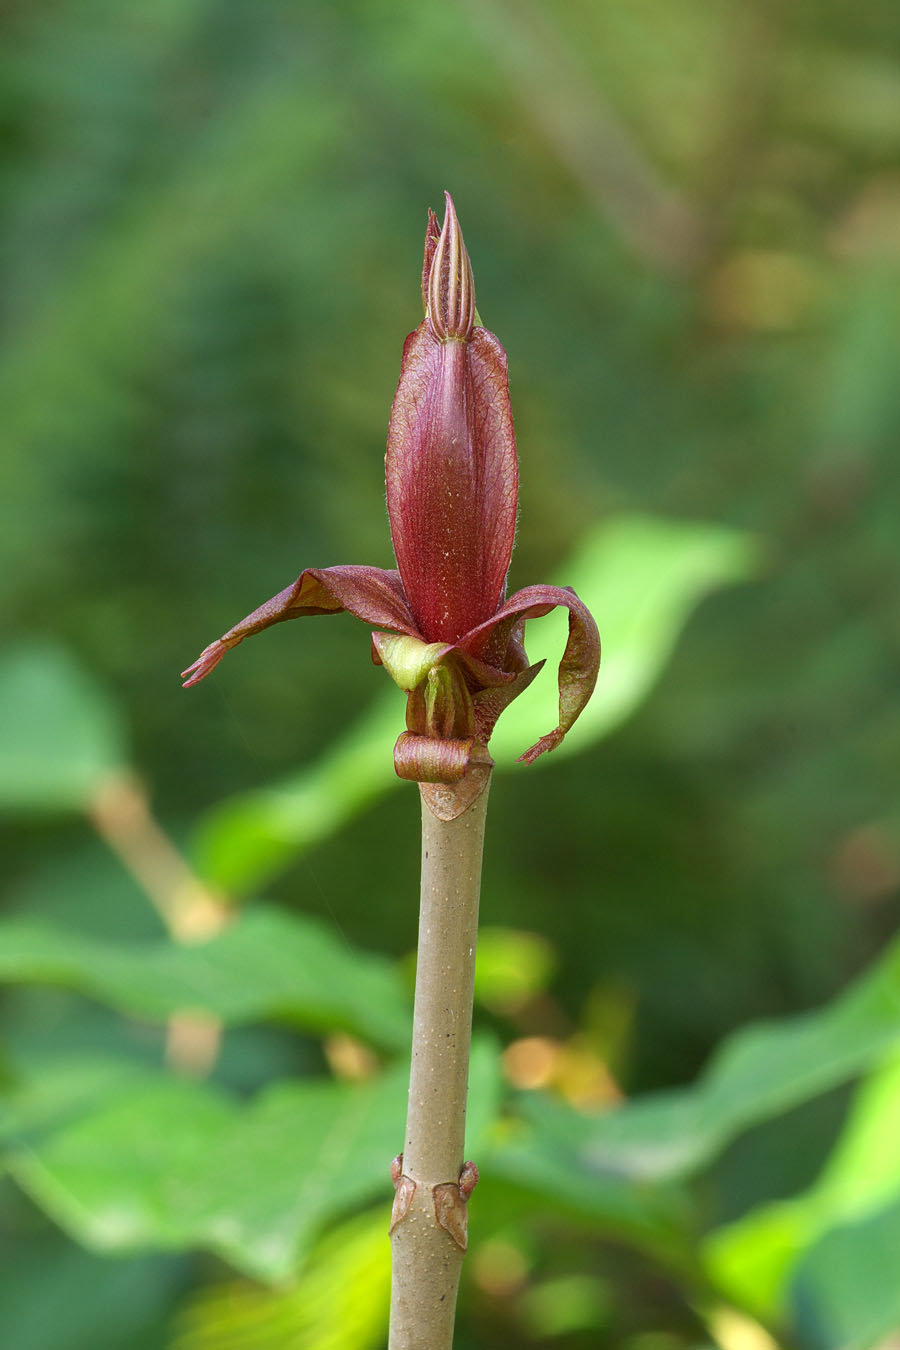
[1,1,899,1347]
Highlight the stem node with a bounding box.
[433,1161,479,1252]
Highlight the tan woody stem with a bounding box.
[388,754,492,1350]
[87,772,227,1076]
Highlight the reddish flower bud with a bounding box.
[386,194,518,647]
[182,195,600,786]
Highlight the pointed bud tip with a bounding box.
[181,641,227,687]
[421,208,441,312]
[426,192,475,341]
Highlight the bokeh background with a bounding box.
[2,1,899,1347]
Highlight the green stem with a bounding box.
[389,757,492,1350]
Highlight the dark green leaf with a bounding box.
[567,940,900,1183]
[488,1092,692,1261]
[0,906,411,1050]
[0,1238,182,1350]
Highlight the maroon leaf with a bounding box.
[181,566,418,687]
[472,659,546,746]
[454,584,601,764]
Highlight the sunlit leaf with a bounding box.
[704,1055,900,1322]
[474,927,556,1014]
[171,1209,389,1350]
[0,906,411,1051]
[8,1075,236,1251]
[192,514,760,893]
[2,1040,501,1282]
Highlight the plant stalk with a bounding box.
[87,772,227,1075]
[388,758,492,1350]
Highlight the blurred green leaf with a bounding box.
[171,1208,389,1350]
[474,927,556,1014]
[8,1074,236,1251]
[518,1273,611,1339]
[562,937,900,1184]
[0,905,410,1051]
[488,931,900,1232]
[704,1055,900,1322]
[0,1237,182,1350]
[488,1093,691,1261]
[192,514,760,894]
[487,946,900,1299]
[790,1200,900,1350]
[0,1055,151,1146]
[785,47,900,153]
[2,1040,501,1282]
[0,643,126,812]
